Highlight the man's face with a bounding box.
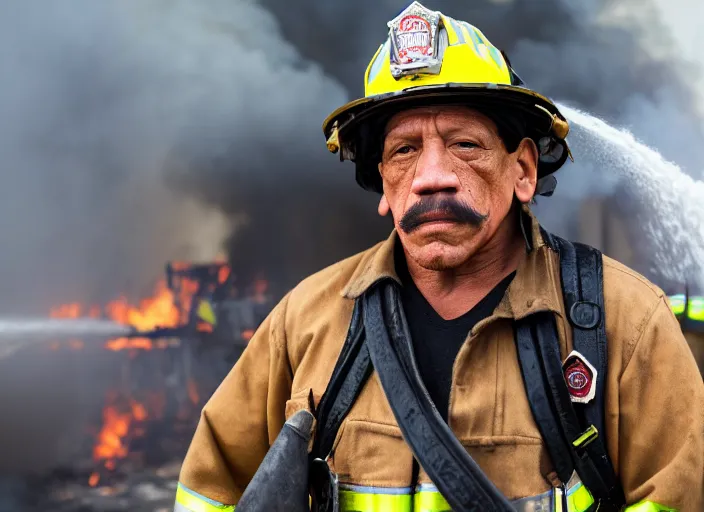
[378,106,538,271]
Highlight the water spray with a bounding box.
[559,104,704,288]
[0,318,135,358]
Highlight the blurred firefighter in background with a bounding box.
[175,2,704,511]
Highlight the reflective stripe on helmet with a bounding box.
[366,41,391,87]
[443,16,466,45]
[174,483,235,512]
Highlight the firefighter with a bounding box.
[175,3,704,511]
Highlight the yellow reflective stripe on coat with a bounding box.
[339,485,413,512]
[413,484,451,512]
[565,481,594,512]
[338,484,452,512]
[667,293,704,320]
[623,501,678,512]
[174,483,235,512]
[338,482,593,512]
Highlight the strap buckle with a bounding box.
[572,424,599,457]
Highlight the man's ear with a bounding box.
[377,161,391,216]
[378,194,390,216]
[513,138,539,203]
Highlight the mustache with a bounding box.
[398,196,488,234]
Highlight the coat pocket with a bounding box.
[330,419,414,488]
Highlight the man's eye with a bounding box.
[394,145,413,155]
[454,141,479,149]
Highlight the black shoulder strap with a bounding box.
[552,236,608,437]
[312,299,371,460]
[516,231,624,509]
[554,236,625,506]
[363,281,514,511]
[515,312,616,507]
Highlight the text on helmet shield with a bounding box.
[387,1,442,78]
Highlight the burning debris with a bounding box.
[0,261,275,511]
[46,260,272,350]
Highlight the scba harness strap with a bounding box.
[537,232,625,508]
[311,232,625,511]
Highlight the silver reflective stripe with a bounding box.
[174,502,194,512]
[340,483,413,495]
[337,478,589,512]
[512,488,555,512]
[367,41,390,85]
[415,483,556,511]
[446,18,466,45]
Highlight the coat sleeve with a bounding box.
[618,297,704,512]
[174,292,294,511]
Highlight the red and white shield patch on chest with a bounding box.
[562,350,598,404]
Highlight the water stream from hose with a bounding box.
[558,104,704,288]
[0,318,133,358]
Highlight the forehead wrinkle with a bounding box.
[384,106,499,142]
[384,110,439,140]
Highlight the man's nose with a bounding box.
[409,141,461,196]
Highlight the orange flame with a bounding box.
[88,472,100,487]
[93,396,148,469]
[50,279,182,333]
[105,337,153,352]
[106,281,180,332]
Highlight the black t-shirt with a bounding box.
[395,246,515,422]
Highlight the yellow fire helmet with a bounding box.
[322,1,571,194]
